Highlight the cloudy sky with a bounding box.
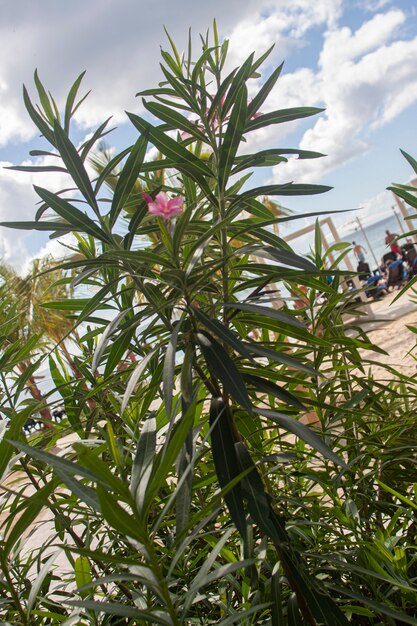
[0,0,416,267]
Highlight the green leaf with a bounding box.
[245,107,324,133]
[197,332,252,410]
[218,84,248,190]
[53,121,100,216]
[103,327,135,378]
[110,134,148,225]
[92,309,129,372]
[288,595,304,626]
[5,165,67,173]
[209,398,247,538]
[192,307,253,360]
[0,407,42,479]
[64,71,87,132]
[234,442,349,625]
[23,84,56,145]
[234,441,286,544]
[27,550,62,614]
[102,248,175,268]
[34,186,112,243]
[127,113,214,196]
[8,440,104,484]
[387,186,417,210]
[225,302,307,330]
[238,183,332,200]
[247,62,284,118]
[54,466,100,510]
[97,486,146,543]
[3,479,57,557]
[400,148,417,175]
[34,69,56,123]
[232,148,324,175]
[80,116,113,161]
[145,399,197,512]
[143,100,207,142]
[93,145,131,193]
[0,220,77,233]
[163,321,182,419]
[327,585,417,625]
[131,416,156,511]
[376,480,417,510]
[74,556,92,599]
[248,246,319,272]
[232,152,287,174]
[41,298,98,311]
[206,67,237,121]
[73,444,127,496]
[254,408,349,469]
[223,53,254,117]
[243,374,306,410]
[121,349,159,414]
[65,600,171,624]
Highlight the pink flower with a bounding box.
[142,191,184,219]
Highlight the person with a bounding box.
[357,260,371,280]
[363,273,387,299]
[385,230,401,256]
[352,241,366,262]
[386,256,406,289]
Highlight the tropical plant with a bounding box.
[1,24,417,626]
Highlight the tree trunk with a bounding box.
[16,361,53,427]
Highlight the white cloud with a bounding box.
[22,233,78,277]
[269,9,417,184]
[359,0,392,12]
[0,157,71,266]
[0,0,270,143]
[226,0,343,70]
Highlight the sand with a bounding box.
[357,290,417,380]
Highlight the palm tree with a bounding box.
[0,256,86,425]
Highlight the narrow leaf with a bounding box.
[121,349,158,414]
[34,186,111,243]
[218,84,248,189]
[197,332,252,410]
[209,398,247,538]
[225,302,306,330]
[255,408,349,469]
[53,121,100,215]
[245,107,324,133]
[110,134,148,225]
[163,322,182,419]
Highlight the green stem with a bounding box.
[146,541,180,625]
[20,458,134,602]
[0,550,28,625]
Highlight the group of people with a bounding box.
[352,230,416,299]
[352,230,403,263]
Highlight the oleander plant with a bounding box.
[1,24,417,625]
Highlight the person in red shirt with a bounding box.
[385,230,401,256]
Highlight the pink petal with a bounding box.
[167,196,184,211]
[164,205,183,219]
[142,192,153,204]
[147,203,162,215]
[155,191,169,208]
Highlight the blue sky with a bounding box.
[0,0,417,267]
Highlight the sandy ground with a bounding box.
[357,290,417,380]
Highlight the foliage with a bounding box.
[1,25,417,625]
